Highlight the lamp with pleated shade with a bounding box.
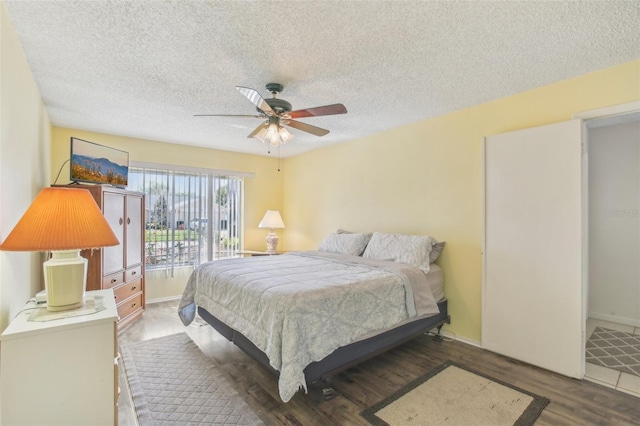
[0,187,119,311]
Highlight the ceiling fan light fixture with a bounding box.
[278,126,293,144]
[266,123,279,144]
[253,126,267,143]
[253,116,293,147]
[253,123,291,146]
[264,125,293,146]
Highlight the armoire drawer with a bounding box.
[125,265,142,282]
[103,272,124,289]
[117,293,143,320]
[113,279,142,304]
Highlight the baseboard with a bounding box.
[436,325,483,348]
[589,311,640,328]
[147,295,181,304]
[454,335,482,348]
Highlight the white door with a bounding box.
[103,192,125,275]
[125,194,143,267]
[483,119,584,378]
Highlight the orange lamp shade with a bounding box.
[0,187,119,251]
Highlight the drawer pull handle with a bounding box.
[131,286,137,291]
[131,302,137,308]
[111,278,117,284]
[131,271,136,276]
[119,218,123,225]
[127,217,131,225]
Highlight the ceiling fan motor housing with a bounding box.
[261,98,292,114]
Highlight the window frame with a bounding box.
[129,161,252,276]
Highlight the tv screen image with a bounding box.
[70,137,129,186]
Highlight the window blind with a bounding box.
[128,164,245,276]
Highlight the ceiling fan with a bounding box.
[195,83,347,147]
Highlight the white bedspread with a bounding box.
[178,251,439,402]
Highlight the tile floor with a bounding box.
[585,318,640,398]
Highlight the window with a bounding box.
[128,163,248,275]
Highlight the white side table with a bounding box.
[1,289,119,425]
[236,250,285,256]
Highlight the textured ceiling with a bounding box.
[4,1,640,158]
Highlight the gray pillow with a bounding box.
[336,229,373,252]
[430,241,445,263]
[318,233,371,256]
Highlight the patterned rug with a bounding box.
[361,362,549,426]
[121,333,263,425]
[586,326,640,377]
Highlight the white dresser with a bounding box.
[0,289,119,425]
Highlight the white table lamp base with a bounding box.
[265,231,279,254]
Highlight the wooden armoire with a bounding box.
[66,184,146,329]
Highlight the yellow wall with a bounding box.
[0,0,51,331]
[51,127,283,300]
[282,60,640,343]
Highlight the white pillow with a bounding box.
[318,233,371,256]
[362,232,436,272]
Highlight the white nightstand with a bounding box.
[236,250,285,256]
[0,289,119,426]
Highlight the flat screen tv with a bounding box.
[70,137,129,187]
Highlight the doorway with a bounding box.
[584,112,640,395]
[482,102,640,385]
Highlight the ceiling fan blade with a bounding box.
[286,120,330,137]
[194,114,262,117]
[288,103,347,119]
[236,86,275,115]
[247,122,267,139]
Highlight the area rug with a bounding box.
[361,362,549,426]
[586,326,640,377]
[121,333,264,425]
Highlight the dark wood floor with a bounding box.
[118,300,640,425]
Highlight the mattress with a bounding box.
[198,298,450,386]
[196,261,446,348]
[179,251,441,401]
[426,263,444,302]
[350,263,443,345]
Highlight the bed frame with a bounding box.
[197,298,450,398]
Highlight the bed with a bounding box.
[179,232,450,402]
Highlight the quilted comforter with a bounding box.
[178,251,439,402]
